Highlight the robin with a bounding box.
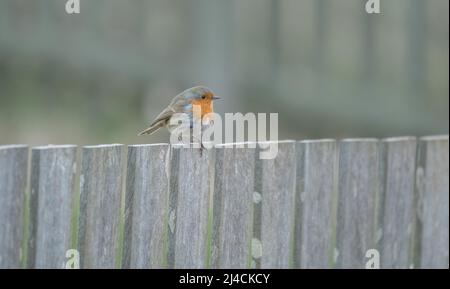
[138,86,220,147]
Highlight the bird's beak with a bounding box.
[213,96,221,100]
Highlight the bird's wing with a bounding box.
[137,121,165,136]
[151,106,176,126]
[138,94,191,136]
[138,107,174,136]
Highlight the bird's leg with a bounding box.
[191,133,205,157]
[200,142,206,156]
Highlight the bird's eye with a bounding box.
[201,95,206,99]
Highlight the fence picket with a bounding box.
[0,145,28,269]
[294,140,336,268]
[211,144,255,268]
[377,137,417,269]
[417,136,449,268]
[122,144,170,269]
[167,146,211,268]
[78,144,124,269]
[27,145,77,269]
[254,141,296,268]
[335,139,379,268]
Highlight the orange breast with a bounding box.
[191,99,214,121]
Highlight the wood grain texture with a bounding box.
[377,137,416,269]
[167,146,211,268]
[0,145,28,269]
[254,141,296,268]
[27,145,77,269]
[1,136,447,269]
[335,139,379,269]
[294,140,336,268]
[211,144,255,268]
[122,144,170,269]
[417,135,449,268]
[78,144,124,269]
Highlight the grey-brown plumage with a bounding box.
[138,86,219,136]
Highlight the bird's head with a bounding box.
[183,86,220,121]
[184,86,220,102]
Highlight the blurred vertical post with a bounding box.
[187,0,236,113]
[407,0,426,101]
[313,0,329,106]
[270,0,281,85]
[362,0,376,82]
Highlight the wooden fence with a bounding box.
[0,136,448,269]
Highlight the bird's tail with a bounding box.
[138,122,164,136]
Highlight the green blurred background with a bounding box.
[0,0,448,146]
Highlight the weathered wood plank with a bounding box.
[78,144,124,269]
[1,136,446,269]
[122,144,170,269]
[254,141,296,268]
[377,137,417,269]
[294,140,336,268]
[417,135,449,268]
[335,139,379,269]
[0,145,28,269]
[211,143,255,268]
[27,145,77,269]
[167,146,211,268]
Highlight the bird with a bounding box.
[138,86,220,145]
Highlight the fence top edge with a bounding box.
[128,143,169,148]
[215,141,257,148]
[257,140,296,145]
[382,136,417,142]
[32,144,77,150]
[0,144,28,150]
[83,144,123,149]
[340,138,379,143]
[170,143,212,149]
[169,140,296,145]
[299,139,335,144]
[419,135,449,142]
[2,136,448,149]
